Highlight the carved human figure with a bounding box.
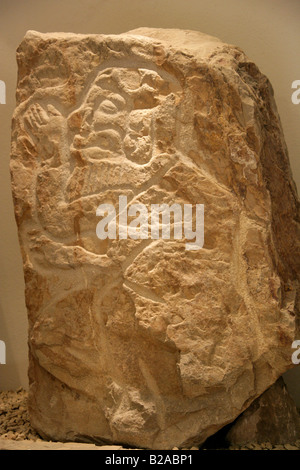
[24,67,179,256]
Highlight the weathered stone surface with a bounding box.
[10,28,300,449]
[226,377,300,445]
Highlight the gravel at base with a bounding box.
[0,388,40,441]
[1,389,299,450]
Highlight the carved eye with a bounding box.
[98,99,118,114]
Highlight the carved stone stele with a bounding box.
[11,28,300,449]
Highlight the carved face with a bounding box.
[69,67,172,164]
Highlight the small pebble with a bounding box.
[284,444,299,450]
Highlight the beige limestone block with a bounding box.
[10,28,300,449]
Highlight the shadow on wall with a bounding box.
[283,367,300,409]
